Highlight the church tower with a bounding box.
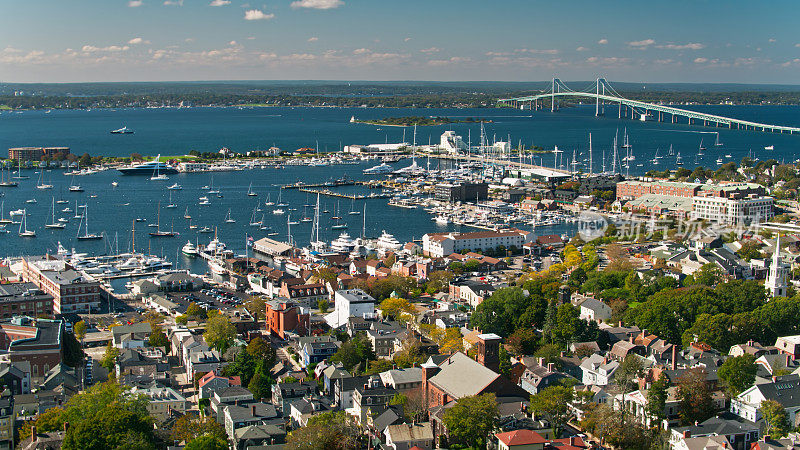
[766,234,789,298]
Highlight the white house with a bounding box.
[731,376,800,426]
[578,298,612,322]
[422,229,532,258]
[580,354,619,386]
[325,289,376,329]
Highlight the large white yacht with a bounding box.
[330,232,356,253]
[376,230,402,252]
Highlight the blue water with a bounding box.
[1,104,798,267]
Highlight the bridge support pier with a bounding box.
[618,102,622,119]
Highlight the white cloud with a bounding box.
[597,38,608,45]
[404,37,412,42]
[163,0,183,5]
[128,0,143,7]
[656,42,704,50]
[795,43,800,48]
[82,45,130,52]
[209,0,231,5]
[185,38,195,43]
[427,56,471,66]
[586,56,630,65]
[628,39,655,48]
[290,0,344,9]
[229,40,237,46]
[244,9,274,20]
[353,48,370,54]
[769,38,777,43]
[128,37,150,45]
[576,46,588,51]
[420,47,440,54]
[307,37,319,42]
[246,36,255,40]
[516,48,558,55]
[693,57,708,63]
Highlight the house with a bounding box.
[384,422,434,450]
[380,368,423,392]
[198,372,241,399]
[288,397,333,428]
[233,424,286,450]
[351,375,397,425]
[731,374,800,426]
[669,434,732,450]
[576,297,611,322]
[729,340,777,358]
[0,363,31,395]
[187,349,223,379]
[368,328,407,358]
[111,322,152,349]
[115,347,169,379]
[776,336,800,360]
[495,429,547,450]
[449,280,495,308]
[326,289,376,329]
[223,402,281,443]
[129,385,187,422]
[518,361,570,395]
[622,387,682,427]
[271,381,315,414]
[301,341,339,365]
[265,299,309,340]
[210,386,254,417]
[580,354,619,386]
[669,416,759,450]
[749,435,800,449]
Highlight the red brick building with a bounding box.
[265,299,309,340]
[0,317,63,378]
[21,257,102,314]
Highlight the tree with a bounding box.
[186,302,207,320]
[616,355,644,393]
[246,337,276,368]
[148,329,170,349]
[464,258,481,273]
[425,271,454,293]
[718,354,757,397]
[760,399,790,438]
[245,296,267,320]
[286,411,359,450]
[171,415,227,444]
[74,320,87,341]
[646,374,669,425]
[442,393,498,449]
[248,369,273,400]
[329,335,375,374]
[676,368,715,425]
[530,385,574,435]
[507,328,539,356]
[498,346,512,377]
[379,297,414,320]
[204,314,236,354]
[100,342,120,374]
[185,434,228,450]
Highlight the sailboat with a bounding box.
[149,154,168,180]
[651,148,660,165]
[166,191,178,208]
[45,198,66,229]
[0,165,18,187]
[265,194,275,206]
[224,209,235,223]
[621,128,632,149]
[348,198,361,215]
[300,205,313,223]
[12,153,29,180]
[76,205,102,240]
[184,206,191,219]
[149,203,178,237]
[68,175,83,192]
[0,201,12,224]
[259,214,270,230]
[18,210,35,237]
[36,170,53,189]
[676,152,683,166]
[287,214,299,226]
[207,176,220,194]
[698,138,705,155]
[668,144,675,157]
[73,200,83,219]
[331,202,347,229]
[247,182,257,197]
[249,206,261,226]
[714,132,723,147]
[332,200,342,221]
[276,189,288,207]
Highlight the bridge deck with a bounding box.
[499,92,800,134]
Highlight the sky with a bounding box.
[1,0,799,84]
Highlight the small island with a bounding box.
[352,116,491,127]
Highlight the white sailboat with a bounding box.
[264,194,275,206]
[150,155,169,181]
[207,176,220,194]
[714,132,723,147]
[276,189,288,207]
[184,206,191,219]
[249,206,261,226]
[0,201,12,225]
[166,190,178,208]
[224,209,235,223]
[45,198,66,229]
[36,170,53,190]
[348,198,361,215]
[76,205,102,240]
[247,182,257,197]
[18,210,35,237]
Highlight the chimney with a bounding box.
[31,426,36,442]
[683,430,691,439]
[560,351,566,358]
[671,345,677,371]
[570,437,576,446]
[629,335,635,344]
[538,357,546,367]
[547,363,556,373]
[251,404,257,416]
[764,435,771,442]
[786,354,792,368]
[618,320,623,327]
[63,422,69,433]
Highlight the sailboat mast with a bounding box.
[588,133,593,176]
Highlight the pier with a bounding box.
[297,187,392,200]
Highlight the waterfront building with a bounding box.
[0,316,63,378]
[0,283,54,319]
[434,182,488,203]
[326,289,375,329]
[8,147,70,161]
[690,193,774,225]
[177,162,209,172]
[422,229,532,258]
[20,257,101,314]
[439,131,467,154]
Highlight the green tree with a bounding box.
[186,302,207,320]
[185,434,228,450]
[148,329,170,349]
[171,415,227,444]
[248,369,273,400]
[442,393,498,449]
[329,335,375,374]
[245,296,267,320]
[286,411,359,450]
[506,328,539,356]
[616,355,644,393]
[464,258,481,273]
[379,297,414,320]
[204,314,236,354]
[646,374,669,425]
[718,354,757,397]
[529,385,574,435]
[760,399,790,438]
[74,320,87,341]
[498,346,512,377]
[100,342,120,374]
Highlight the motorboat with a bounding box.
[110,126,134,134]
[182,241,199,257]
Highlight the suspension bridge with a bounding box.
[498,78,800,134]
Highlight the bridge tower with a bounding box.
[551,78,557,112]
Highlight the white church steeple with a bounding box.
[766,233,789,298]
